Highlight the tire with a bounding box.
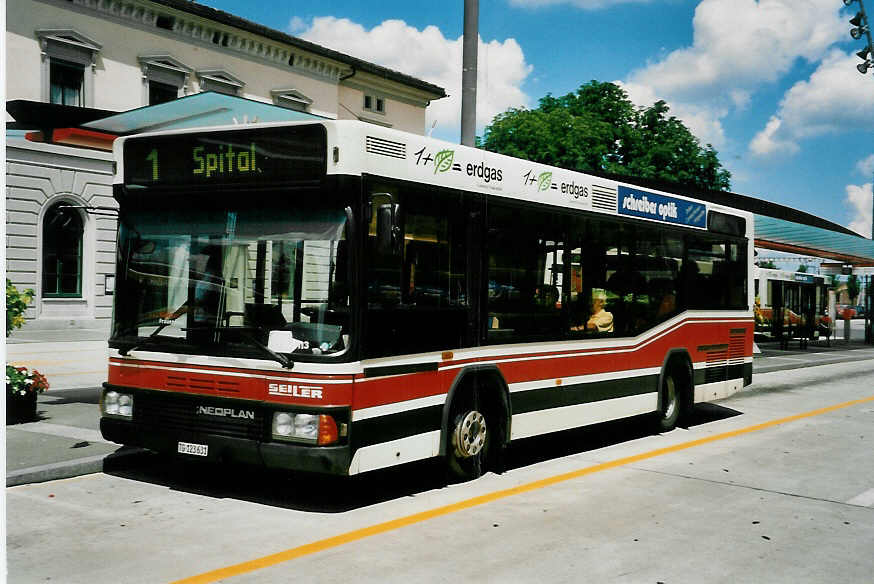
[446,390,494,481]
[656,369,682,432]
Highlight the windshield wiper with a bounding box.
[236,330,294,369]
[118,323,178,356]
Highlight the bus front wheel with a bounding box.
[446,391,494,481]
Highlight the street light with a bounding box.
[843,0,874,76]
[850,12,867,38]
[857,46,872,72]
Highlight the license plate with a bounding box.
[177,441,208,457]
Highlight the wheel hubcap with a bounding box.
[453,410,487,458]
[663,377,677,420]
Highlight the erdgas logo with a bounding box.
[524,169,552,191]
[414,147,504,183]
[433,149,454,174]
[196,406,255,420]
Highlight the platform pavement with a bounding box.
[5,328,146,487]
[5,327,874,487]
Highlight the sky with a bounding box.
[200,0,874,242]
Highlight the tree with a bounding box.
[797,264,809,273]
[757,260,777,269]
[481,81,731,192]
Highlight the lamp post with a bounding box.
[460,0,478,147]
[843,0,874,239]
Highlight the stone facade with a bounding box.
[6,140,115,330]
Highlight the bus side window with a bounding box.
[685,236,747,310]
[486,204,565,345]
[363,185,468,358]
[566,218,620,337]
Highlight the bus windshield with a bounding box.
[112,194,351,360]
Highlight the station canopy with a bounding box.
[81,92,322,135]
[754,215,874,265]
[6,92,322,149]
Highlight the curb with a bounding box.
[6,447,149,487]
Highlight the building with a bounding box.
[6,0,445,332]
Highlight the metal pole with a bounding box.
[859,0,874,240]
[460,0,478,147]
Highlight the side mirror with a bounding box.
[376,203,401,255]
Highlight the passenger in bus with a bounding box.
[653,279,677,319]
[587,288,614,333]
[571,288,614,333]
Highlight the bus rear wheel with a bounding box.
[656,369,683,432]
[446,392,493,481]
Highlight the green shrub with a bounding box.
[6,279,34,337]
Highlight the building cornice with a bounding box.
[38,0,445,99]
[341,74,436,108]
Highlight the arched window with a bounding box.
[42,202,84,297]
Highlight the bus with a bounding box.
[101,120,754,480]
[754,267,831,348]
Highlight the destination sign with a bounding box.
[794,273,816,284]
[123,125,326,187]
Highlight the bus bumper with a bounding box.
[100,418,352,475]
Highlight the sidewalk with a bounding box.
[6,328,144,487]
[6,389,144,487]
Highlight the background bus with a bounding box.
[754,267,831,348]
[102,120,754,480]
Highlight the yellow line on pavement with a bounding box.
[171,394,874,584]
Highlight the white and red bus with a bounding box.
[102,120,753,480]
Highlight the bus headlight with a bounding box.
[294,414,319,441]
[273,412,294,437]
[103,390,134,418]
[271,412,339,445]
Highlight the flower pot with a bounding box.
[7,391,38,425]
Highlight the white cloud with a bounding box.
[729,89,752,111]
[629,0,843,100]
[749,116,799,157]
[618,81,727,147]
[749,50,874,158]
[287,17,307,34]
[856,154,874,177]
[617,0,844,152]
[292,17,532,139]
[845,182,873,238]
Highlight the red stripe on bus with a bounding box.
[107,318,751,410]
